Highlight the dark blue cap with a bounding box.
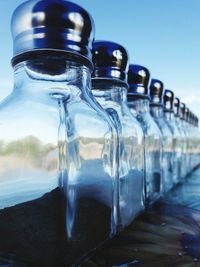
[92,41,129,82]
[11,0,95,66]
[163,89,174,112]
[149,79,164,106]
[180,102,186,120]
[185,107,189,122]
[174,97,181,117]
[128,64,150,99]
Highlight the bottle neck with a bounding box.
[13,57,92,101]
[128,98,150,113]
[150,105,164,118]
[164,111,175,121]
[174,115,181,124]
[92,79,128,105]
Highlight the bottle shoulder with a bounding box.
[0,90,115,140]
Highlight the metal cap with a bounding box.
[189,111,193,125]
[11,0,95,65]
[180,102,186,120]
[127,64,150,99]
[174,97,181,117]
[92,41,129,82]
[149,79,164,106]
[185,107,189,123]
[195,115,198,127]
[163,89,174,112]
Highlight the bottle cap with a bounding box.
[180,103,186,120]
[174,97,181,117]
[149,79,164,106]
[185,107,189,122]
[92,41,129,83]
[163,89,174,112]
[127,64,150,100]
[11,0,95,66]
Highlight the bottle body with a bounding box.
[0,59,118,266]
[164,112,182,185]
[128,99,162,206]
[150,105,174,193]
[174,116,187,180]
[93,82,144,229]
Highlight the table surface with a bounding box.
[82,167,200,267]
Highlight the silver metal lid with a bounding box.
[92,41,129,82]
[127,64,150,100]
[149,79,164,106]
[11,0,95,64]
[163,89,174,113]
[174,97,180,117]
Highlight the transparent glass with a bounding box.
[0,59,118,266]
[187,121,198,172]
[195,124,200,168]
[181,119,190,176]
[174,115,187,179]
[164,112,182,184]
[128,99,162,206]
[93,81,144,229]
[150,105,174,194]
[194,124,200,168]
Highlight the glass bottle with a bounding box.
[149,79,174,194]
[127,65,162,206]
[195,116,200,167]
[174,97,187,180]
[163,90,182,185]
[180,102,189,176]
[0,1,118,266]
[185,107,192,173]
[190,111,197,170]
[92,41,144,229]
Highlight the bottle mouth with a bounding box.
[11,49,94,70]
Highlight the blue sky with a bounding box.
[0,0,200,118]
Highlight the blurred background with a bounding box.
[0,0,200,119]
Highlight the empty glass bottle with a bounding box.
[174,97,187,180]
[163,90,182,185]
[185,107,192,173]
[194,116,200,167]
[194,115,200,168]
[127,65,162,206]
[180,102,190,176]
[0,1,118,266]
[149,79,173,194]
[92,41,144,229]
[189,111,197,170]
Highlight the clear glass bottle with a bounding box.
[190,111,197,170]
[127,65,162,206]
[92,41,144,229]
[149,79,174,194]
[163,90,182,185]
[194,116,200,167]
[180,102,190,176]
[185,107,192,173]
[193,114,200,168]
[174,97,187,180]
[0,1,118,266]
